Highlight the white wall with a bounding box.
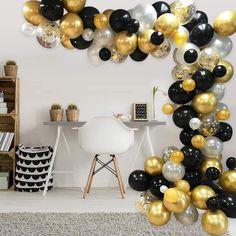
[0,0,235,187]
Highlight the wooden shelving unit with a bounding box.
[0,76,19,191]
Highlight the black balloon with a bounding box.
[40,0,64,21]
[79,7,99,30]
[151,31,164,45]
[152,1,171,18]
[213,65,227,78]
[109,9,131,33]
[192,69,215,91]
[218,192,236,218]
[181,145,202,169]
[207,197,221,211]
[149,175,170,197]
[173,105,198,129]
[70,36,93,50]
[184,11,208,32]
[99,48,111,61]
[184,49,198,64]
[202,178,223,194]
[128,170,151,191]
[226,157,236,170]
[168,81,196,104]
[179,128,199,146]
[127,19,140,34]
[184,169,202,189]
[206,167,220,181]
[130,47,148,62]
[189,23,214,47]
[214,122,233,142]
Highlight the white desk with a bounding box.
[43,121,166,196]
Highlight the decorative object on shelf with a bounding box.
[133,103,148,121]
[0,170,13,190]
[15,145,53,192]
[4,61,18,77]
[0,88,7,114]
[113,113,131,122]
[66,104,79,122]
[49,104,63,121]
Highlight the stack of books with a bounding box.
[0,89,7,114]
[0,132,14,152]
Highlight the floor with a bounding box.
[0,188,235,235]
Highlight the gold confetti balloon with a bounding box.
[214,10,236,37]
[37,21,61,48]
[151,39,171,58]
[202,210,228,236]
[110,47,128,63]
[199,114,220,136]
[147,200,171,226]
[136,191,158,213]
[172,64,198,81]
[23,1,46,26]
[170,0,196,25]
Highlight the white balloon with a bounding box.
[21,23,37,37]
[208,83,225,101]
[208,34,233,58]
[162,161,185,182]
[82,28,94,41]
[131,4,157,32]
[93,28,115,47]
[87,43,102,65]
[189,118,201,130]
[175,43,200,66]
[201,136,223,158]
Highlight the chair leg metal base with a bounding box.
[83,155,125,199]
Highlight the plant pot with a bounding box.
[50,109,63,121]
[4,65,18,77]
[66,109,79,122]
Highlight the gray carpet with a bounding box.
[0,212,230,236]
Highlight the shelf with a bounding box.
[0,113,18,117]
[0,77,17,82]
[0,185,14,191]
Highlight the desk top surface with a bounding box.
[44,121,167,127]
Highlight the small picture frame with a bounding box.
[133,103,149,121]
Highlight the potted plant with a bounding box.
[4,60,18,77]
[66,104,79,122]
[49,104,63,121]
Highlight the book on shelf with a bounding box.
[0,132,14,152]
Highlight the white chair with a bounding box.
[78,117,135,199]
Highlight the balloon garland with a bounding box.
[21,0,236,235]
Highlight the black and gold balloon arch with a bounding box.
[22,0,236,235]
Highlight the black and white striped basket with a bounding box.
[15,145,54,192]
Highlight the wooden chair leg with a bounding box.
[113,157,125,194]
[83,157,97,199]
[87,158,97,194]
[113,157,125,199]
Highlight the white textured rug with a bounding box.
[0,213,230,236]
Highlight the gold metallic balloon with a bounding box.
[23,1,46,26]
[155,13,179,37]
[61,35,74,49]
[138,29,158,54]
[62,0,86,13]
[219,170,236,194]
[144,156,164,176]
[172,64,199,81]
[162,103,175,115]
[164,188,190,213]
[203,154,223,161]
[60,13,84,39]
[103,9,113,26]
[94,13,108,30]
[173,30,188,46]
[170,150,184,163]
[182,78,196,92]
[214,10,236,37]
[191,185,216,210]
[146,200,171,226]
[216,60,234,83]
[114,32,137,55]
[175,180,190,193]
[191,135,206,149]
[202,210,228,236]
[192,92,217,115]
[200,158,223,175]
[216,109,230,121]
